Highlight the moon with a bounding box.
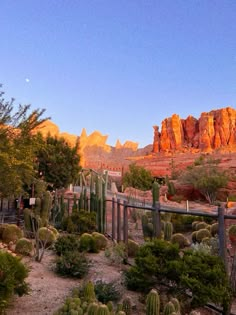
[25,78,30,83]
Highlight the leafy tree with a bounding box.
[179,156,228,204]
[125,239,231,312]
[0,86,48,198]
[36,135,81,189]
[122,163,153,191]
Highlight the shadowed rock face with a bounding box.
[153,107,236,153]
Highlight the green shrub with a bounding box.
[79,233,98,253]
[127,239,139,257]
[0,251,29,312]
[2,224,23,244]
[94,280,122,304]
[55,251,89,278]
[15,238,33,256]
[196,229,211,243]
[172,215,202,233]
[92,232,108,250]
[54,234,80,256]
[171,233,190,249]
[62,210,96,234]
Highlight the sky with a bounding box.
[1,1,236,148]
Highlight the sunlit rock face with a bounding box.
[153,107,236,153]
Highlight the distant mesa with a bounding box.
[152,107,236,153]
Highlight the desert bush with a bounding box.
[94,280,122,304]
[79,233,98,253]
[171,233,190,249]
[196,228,211,243]
[104,242,127,265]
[15,238,33,256]
[2,224,23,244]
[62,210,96,234]
[124,239,231,311]
[0,251,29,312]
[55,251,89,278]
[92,232,108,250]
[54,234,80,256]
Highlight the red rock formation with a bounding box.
[153,107,236,153]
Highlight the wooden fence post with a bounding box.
[117,199,121,242]
[123,201,128,245]
[155,202,162,238]
[112,197,116,241]
[218,206,227,271]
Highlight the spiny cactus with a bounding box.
[97,304,110,315]
[164,221,173,241]
[122,297,131,315]
[87,302,99,315]
[163,301,175,315]
[41,191,52,225]
[116,312,126,315]
[106,301,114,312]
[196,228,211,243]
[152,181,160,206]
[83,281,96,302]
[170,298,180,314]
[146,289,160,315]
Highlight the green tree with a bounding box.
[122,163,153,191]
[36,135,81,189]
[179,156,228,204]
[0,86,48,198]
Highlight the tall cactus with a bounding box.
[146,289,160,315]
[152,181,160,206]
[97,304,110,315]
[41,191,52,225]
[164,221,173,241]
[83,281,96,302]
[163,301,175,315]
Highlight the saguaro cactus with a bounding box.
[146,289,160,315]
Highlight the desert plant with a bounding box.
[38,227,57,246]
[94,280,122,304]
[210,223,218,236]
[83,281,96,303]
[79,233,98,253]
[0,251,29,312]
[191,221,201,231]
[164,221,173,241]
[195,222,208,231]
[171,233,190,249]
[55,251,89,278]
[191,231,198,243]
[163,301,175,315]
[228,224,236,243]
[2,224,23,244]
[97,304,110,315]
[54,234,80,256]
[92,232,108,250]
[196,228,211,243]
[145,288,160,315]
[170,297,180,314]
[87,302,99,315]
[15,238,33,256]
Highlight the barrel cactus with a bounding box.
[163,301,175,315]
[145,289,160,315]
[97,304,110,315]
[210,223,218,236]
[127,239,139,257]
[15,237,33,256]
[195,221,208,231]
[164,221,173,241]
[196,228,211,243]
[2,224,23,244]
[87,302,99,315]
[122,297,131,315]
[171,233,190,249]
[92,232,108,250]
[170,298,180,314]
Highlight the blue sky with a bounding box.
[1,1,236,148]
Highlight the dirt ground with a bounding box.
[6,248,145,315]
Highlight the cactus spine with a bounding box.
[163,302,176,315]
[97,304,110,315]
[146,289,160,315]
[164,221,173,241]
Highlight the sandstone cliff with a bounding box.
[153,107,236,153]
